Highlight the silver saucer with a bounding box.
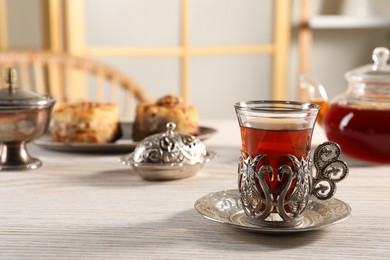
[194,189,351,233]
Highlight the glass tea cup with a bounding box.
[234,100,348,227]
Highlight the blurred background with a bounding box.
[1,0,390,119]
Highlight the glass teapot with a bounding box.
[323,47,390,163]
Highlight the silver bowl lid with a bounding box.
[132,122,207,165]
[0,68,55,108]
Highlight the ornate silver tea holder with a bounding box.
[120,122,215,181]
[238,141,348,228]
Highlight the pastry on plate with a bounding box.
[51,102,122,144]
[132,95,199,141]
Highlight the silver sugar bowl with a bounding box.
[120,122,215,180]
[0,68,56,170]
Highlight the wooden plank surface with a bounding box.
[0,120,388,259]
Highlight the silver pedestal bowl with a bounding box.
[0,68,55,170]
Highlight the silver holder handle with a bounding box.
[312,141,349,200]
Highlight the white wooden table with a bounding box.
[0,120,389,259]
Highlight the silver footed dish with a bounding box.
[120,151,216,181]
[194,189,351,233]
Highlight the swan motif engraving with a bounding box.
[238,141,348,226]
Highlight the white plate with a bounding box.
[34,122,217,153]
[194,189,351,234]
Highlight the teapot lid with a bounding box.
[345,47,390,83]
[0,68,55,107]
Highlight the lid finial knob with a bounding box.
[4,68,17,93]
[4,67,17,85]
[166,122,176,136]
[372,47,389,70]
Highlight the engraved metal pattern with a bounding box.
[194,189,351,233]
[238,154,269,219]
[237,141,349,227]
[132,122,206,165]
[123,122,213,181]
[284,154,312,217]
[312,141,349,200]
[238,153,312,226]
[120,151,216,181]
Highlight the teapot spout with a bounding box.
[299,74,328,102]
[299,74,329,126]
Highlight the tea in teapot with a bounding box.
[323,47,390,163]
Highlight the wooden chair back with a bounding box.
[0,50,152,117]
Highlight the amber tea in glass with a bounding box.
[234,101,350,227]
[235,101,319,202]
